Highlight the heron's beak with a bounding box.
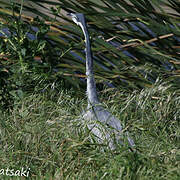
[67,13,74,17]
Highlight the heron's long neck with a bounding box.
[81,25,99,107]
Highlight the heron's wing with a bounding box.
[85,106,123,131]
[82,106,135,148]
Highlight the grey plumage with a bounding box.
[68,13,135,150]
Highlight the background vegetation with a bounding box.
[0,0,180,179]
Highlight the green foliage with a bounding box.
[1,0,180,93]
[0,1,179,179]
[0,1,64,110]
[0,0,180,110]
[12,0,179,89]
[0,84,179,179]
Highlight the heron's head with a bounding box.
[67,13,85,27]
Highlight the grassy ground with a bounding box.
[0,82,180,179]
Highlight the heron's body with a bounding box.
[69,13,134,150]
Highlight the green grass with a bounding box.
[0,83,180,179]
